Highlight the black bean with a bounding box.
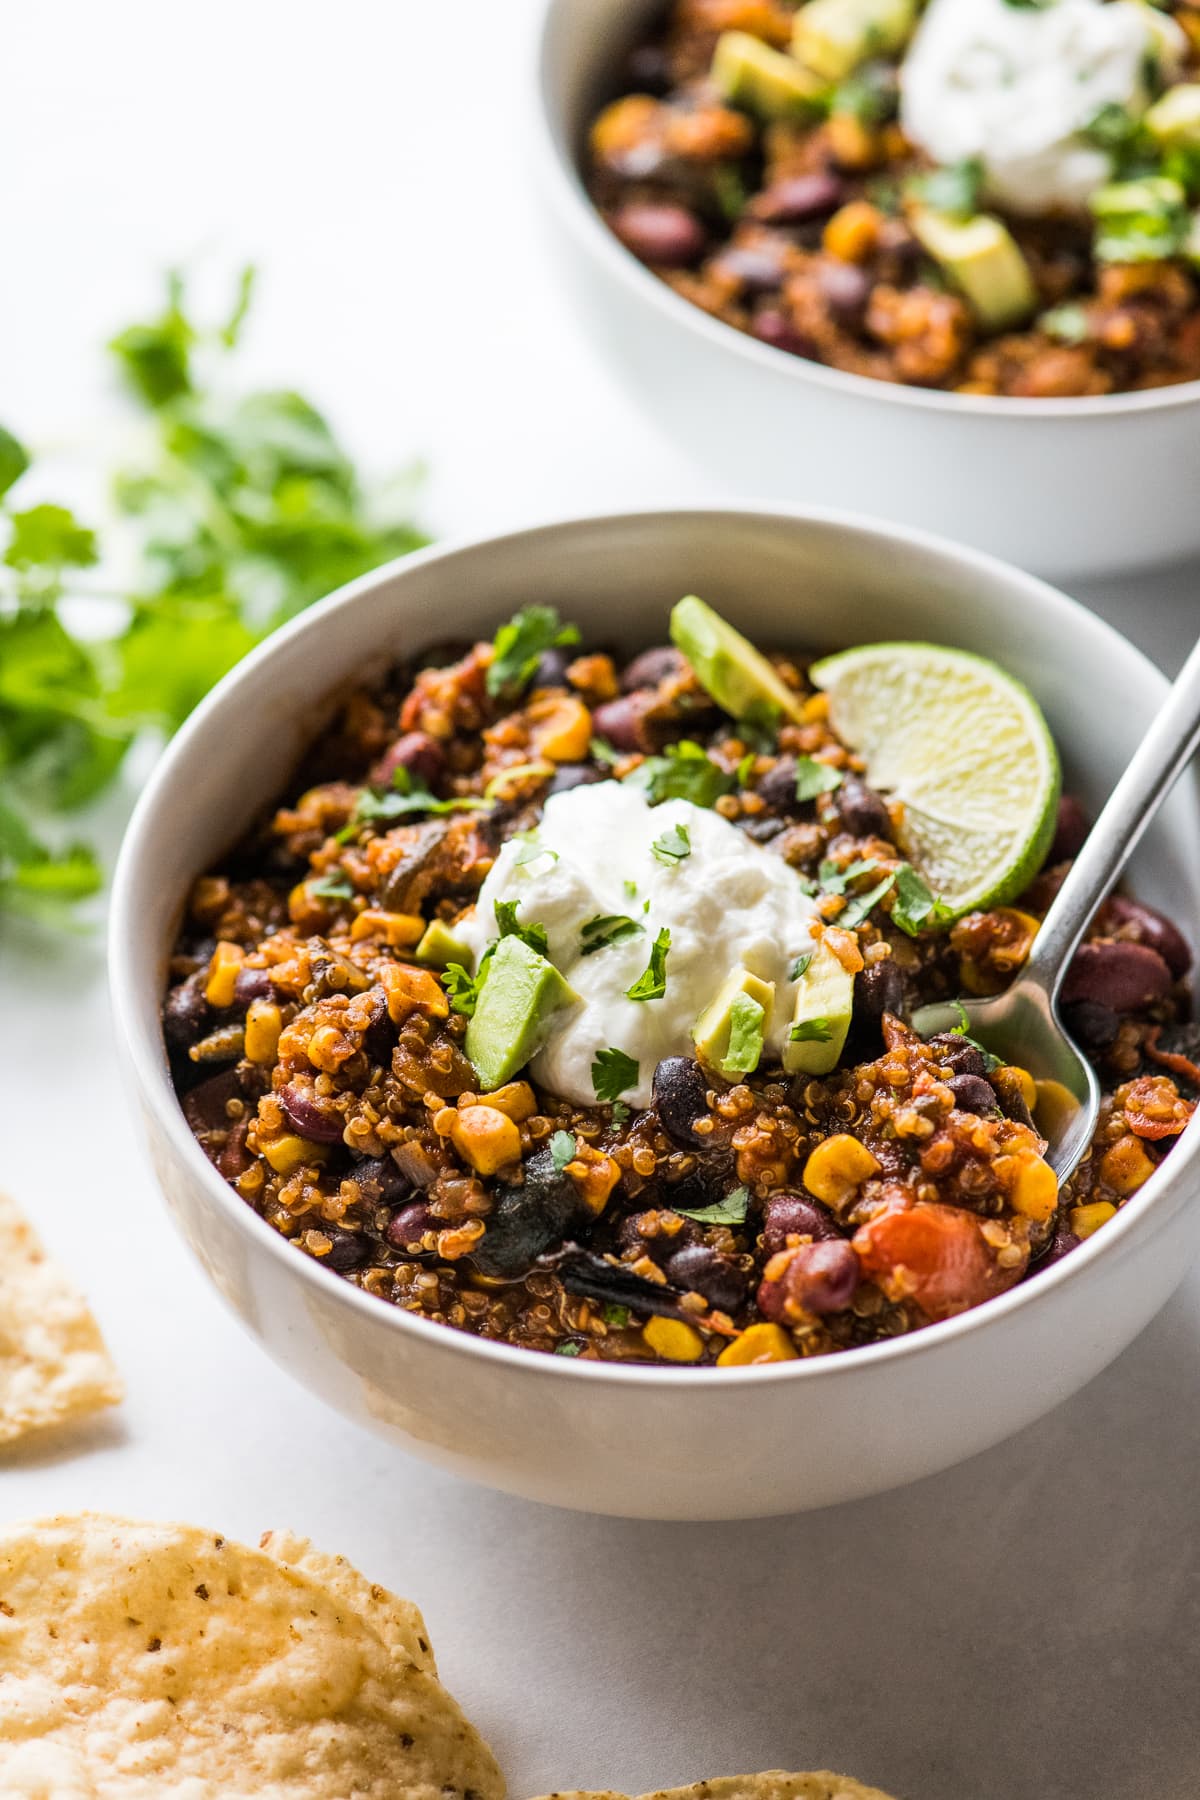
[548,761,608,797]
[353,1154,414,1205]
[359,989,395,1069]
[716,246,788,295]
[533,646,575,689]
[947,1073,999,1115]
[621,645,683,692]
[278,1086,346,1145]
[928,1033,988,1078]
[611,202,707,267]
[854,960,904,1027]
[1061,941,1173,1012]
[1050,794,1090,862]
[472,1148,590,1279]
[626,43,672,94]
[653,1057,712,1148]
[1037,1227,1082,1271]
[663,1243,747,1312]
[761,1193,839,1254]
[182,1069,242,1141]
[751,309,817,357]
[163,974,213,1052]
[818,260,871,329]
[1061,999,1119,1053]
[754,172,845,223]
[323,1229,372,1273]
[756,756,802,812]
[835,775,891,840]
[232,966,274,1009]
[591,691,657,753]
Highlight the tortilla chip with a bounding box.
[259,1527,438,1675]
[0,1513,504,1800]
[0,1193,122,1445]
[531,1776,897,1800]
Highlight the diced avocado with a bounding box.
[1146,84,1200,148]
[670,596,806,729]
[1090,176,1189,263]
[693,968,775,1079]
[415,918,473,970]
[464,935,578,1092]
[782,939,855,1078]
[910,210,1037,332]
[792,0,917,83]
[711,30,827,122]
[1092,176,1188,219]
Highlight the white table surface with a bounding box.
[3,5,1199,1796]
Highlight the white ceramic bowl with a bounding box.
[531,0,1200,580]
[111,506,1200,1520]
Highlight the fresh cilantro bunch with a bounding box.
[0,270,429,926]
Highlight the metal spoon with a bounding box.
[912,634,1200,1181]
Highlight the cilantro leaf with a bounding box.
[550,1129,578,1172]
[631,740,734,809]
[789,1017,833,1043]
[891,863,937,936]
[819,856,880,894]
[838,872,897,930]
[651,822,691,865]
[5,505,98,577]
[794,756,843,802]
[625,927,671,1002]
[554,1341,584,1357]
[487,605,580,698]
[790,952,813,981]
[442,961,483,1017]
[602,1303,630,1327]
[309,871,355,900]
[723,990,765,1075]
[580,914,643,956]
[495,898,549,958]
[592,1046,639,1104]
[513,832,558,867]
[673,1186,750,1226]
[0,427,29,500]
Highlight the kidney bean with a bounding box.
[751,310,816,357]
[352,1155,413,1204]
[664,1243,747,1312]
[592,690,657,753]
[716,246,788,295]
[621,645,683,692]
[611,202,706,267]
[835,775,892,840]
[927,1033,988,1078]
[182,1069,241,1141]
[626,43,671,94]
[1061,999,1119,1053]
[1104,895,1192,979]
[1050,794,1090,862]
[278,1085,346,1144]
[1061,941,1173,1013]
[819,260,871,330]
[386,1202,435,1252]
[784,1239,860,1315]
[1037,1227,1082,1271]
[761,1193,840,1254]
[947,1072,999,1115]
[533,645,574,689]
[216,1119,252,1180]
[359,989,396,1068]
[753,172,845,224]
[232,966,274,1009]
[854,961,904,1029]
[548,761,608,796]
[163,974,213,1052]
[653,1056,712,1148]
[370,731,445,791]
[323,1228,372,1273]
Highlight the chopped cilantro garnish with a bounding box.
[838,872,897,930]
[651,823,691,865]
[442,961,483,1017]
[819,856,880,894]
[309,871,354,900]
[592,1046,639,1104]
[494,898,549,958]
[550,1129,578,1173]
[891,863,937,936]
[723,991,765,1075]
[673,1186,750,1226]
[626,928,671,1002]
[602,1303,630,1327]
[555,1341,584,1357]
[580,913,643,957]
[736,752,756,787]
[907,157,984,218]
[486,605,580,698]
[591,736,620,766]
[611,1100,630,1124]
[789,952,813,982]
[738,699,781,755]
[623,878,638,899]
[513,832,558,868]
[631,740,734,809]
[794,757,843,802]
[789,1017,833,1043]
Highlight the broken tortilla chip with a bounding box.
[0,1192,122,1445]
[0,1513,504,1800]
[530,1774,898,1800]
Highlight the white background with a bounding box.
[3,4,1200,1797]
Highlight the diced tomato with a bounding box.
[853,1202,1024,1322]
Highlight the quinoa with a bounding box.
[584,2,1200,398]
[163,621,1197,1367]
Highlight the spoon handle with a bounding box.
[1026,631,1200,999]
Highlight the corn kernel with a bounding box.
[644,1316,705,1363]
[204,941,244,1009]
[823,200,880,264]
[244,1000,282,1065]
[307,1023,355,1073]
[451,1105,522,1175]
[263,1133,329,1175]
[349,909,425,947]
[803,1134,880,1206]
[482,1081,538,1122]
[1099,1136,1157,1196]
[567,1145,622,1216]
[379,962,450,1023]
[717,1323,799,1367]
[1010,1154,1058,1222]
[529,694,593,764]
[1070,1200,1118,1240]
[999,1064,1038,1111]
[827,112,878,171]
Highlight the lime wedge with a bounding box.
[809,641,1061,922]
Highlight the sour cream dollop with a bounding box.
[901,0,1184,215]
[458,780,822,1109]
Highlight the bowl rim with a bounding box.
[529,0,1200,424]
[109,501,1200,1394]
